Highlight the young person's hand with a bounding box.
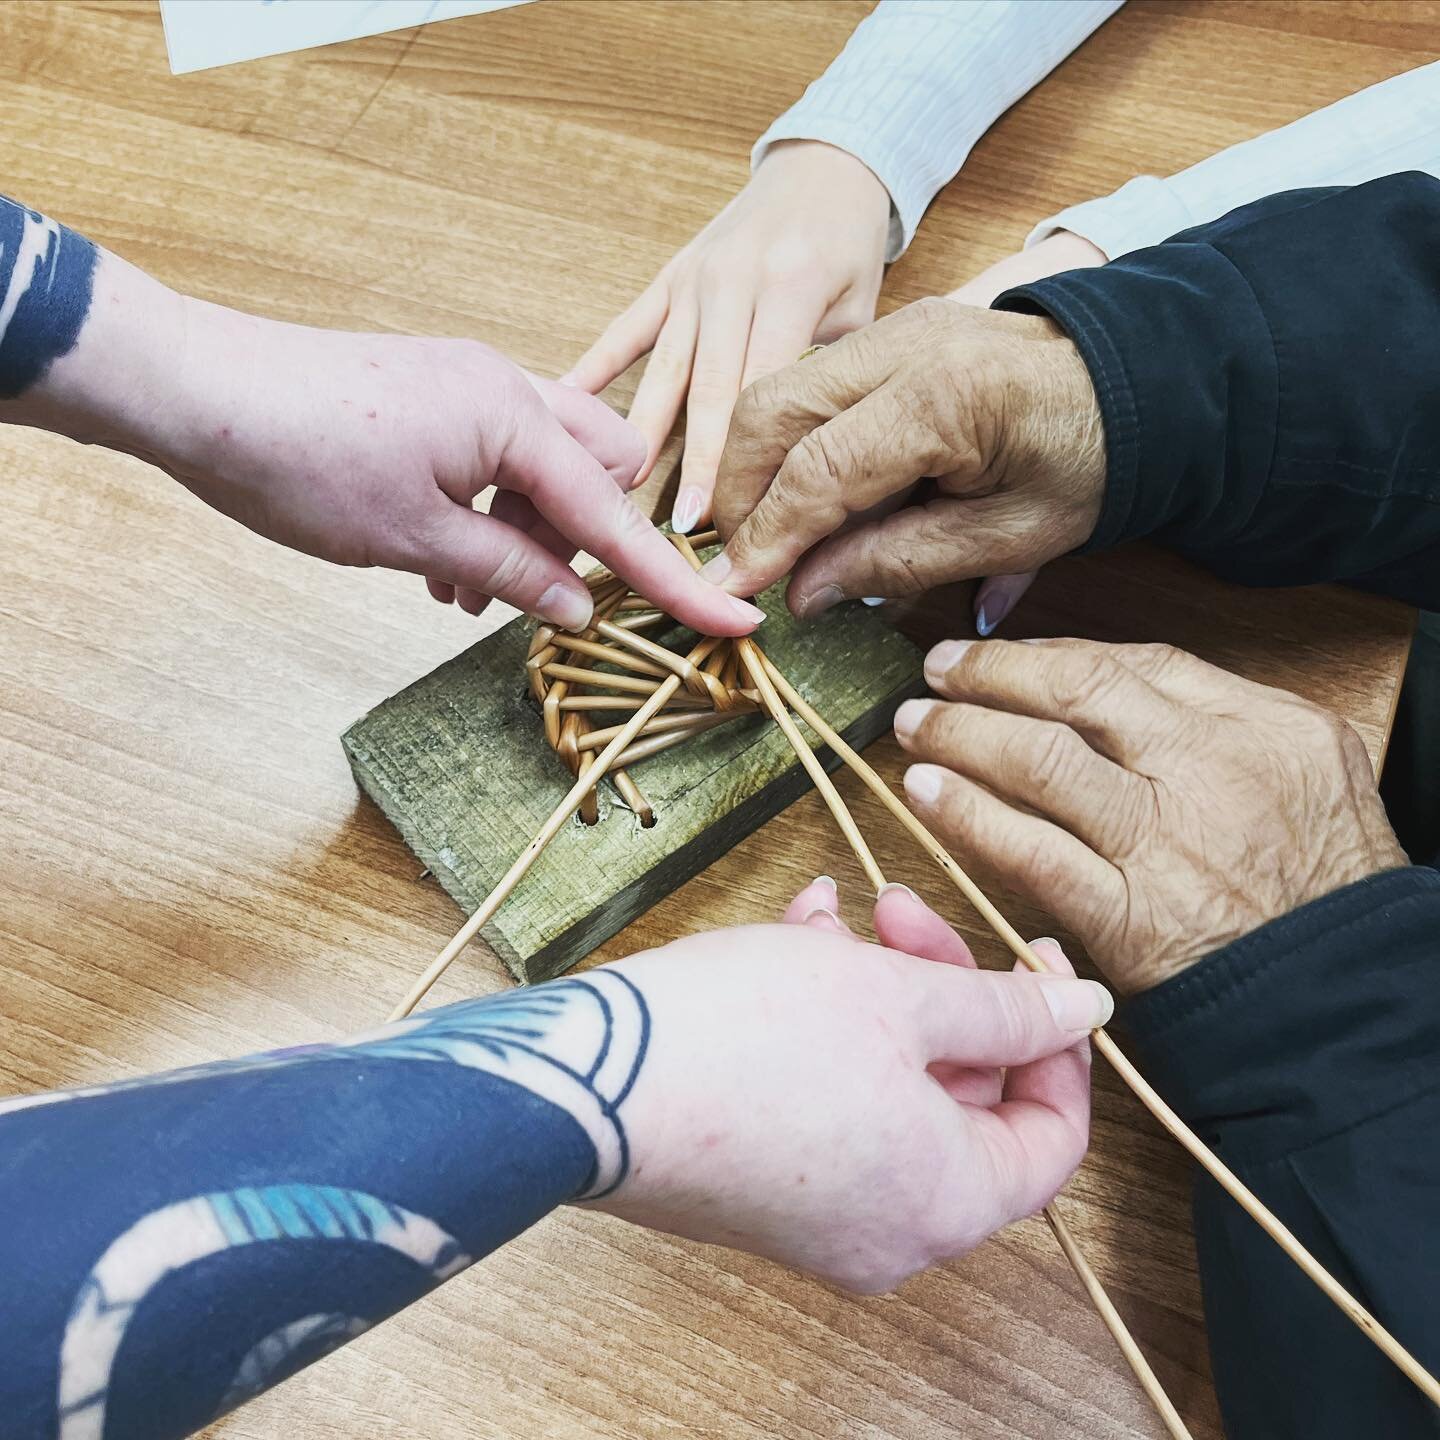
[591,879,1107,1292]
[896,638,1408,994]
[706,298,1105,620]
[566,140,890,536]
[16,251,763,636]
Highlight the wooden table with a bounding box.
[0,2,1423,1436]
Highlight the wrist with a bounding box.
[758,139,890,227]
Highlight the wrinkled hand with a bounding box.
[42,254,762,637]
[566,140,890,535]
[706,298,1105,619]
[592,878,1109,1292]
[895,638,1407,994]
[948,231,1108,635]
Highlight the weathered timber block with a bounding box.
[342,591,923,982]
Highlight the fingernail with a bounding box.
[813,874,838,892]
[672,486,705,535]
[904,764,945,806]
[798,584,844,619]
[974,589,1008,638]
[862,596,885,607]
[801,906,845,931]
[1038,977,1113,1033]
[727,595,766,626]
[924,639,973,688]
[893,697,937,741]
[876,881,919,902]
[537,583,592,632]
[699,551,732,584]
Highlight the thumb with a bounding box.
[404,500,593,631]
[913,961,1112,1068]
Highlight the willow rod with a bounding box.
[760,653,1440,1408]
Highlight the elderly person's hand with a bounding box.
[894,638,1407,995]
[704,298,1105,619]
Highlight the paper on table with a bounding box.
[160,0,535,76]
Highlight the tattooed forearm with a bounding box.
[0,972,650,1440]
[0,193,97,398]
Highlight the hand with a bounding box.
[706,297,1105,619]
[565,140,890,535]
[28,253,763,637]
[948,231,1108,635]
[590,878,1110,1293]
[895,638,1408,995]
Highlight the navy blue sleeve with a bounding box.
[0,194,97,397]
[995,174,1440,610]
[1122,866,1440,1438]
[0,972,649,1440]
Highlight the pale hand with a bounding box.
[896,638,1408,995]
[566,140,890,536]
[590,879,1110,1293]
[30,252,762,637]
[706,297,1106,618]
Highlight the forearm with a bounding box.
[1030,60,1440,260]
[996,175,1440,609]
[1123,868,1440,1436]
[0,192,210,469]
[753,0,1121,260]
[0,973,648,1439]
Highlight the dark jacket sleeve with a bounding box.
[994,174,1440,610]
[1121,865,1440,1439]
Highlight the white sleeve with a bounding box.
[1028,60,1440,258]
[752,0,1123,262]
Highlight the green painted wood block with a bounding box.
[342,592,923,983]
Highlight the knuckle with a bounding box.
[1023,724,1087,797]
[481,543,534,600]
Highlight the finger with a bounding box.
[980,941,1093,1221]
[426,577,455,605]
[502,409,765,636]
[894,698,1146,857]
[714,306,922,544]
[902,763,1125,940]
[398,501,593,630]
[872,884,976,969]
[532,375,648,490]
[908,959,1112,1067]
[787,492,1061,619]
[974,570,1038,637]
[626,292,701,483]
[672,289,753,534]
[490,488,575,566]
[1026,636,1289,716]
[562,278,671,394]
[709,378,981,601]
[781,875,841,925]
[922,637,1185,770]
[739,284,831,393]
[451,489,577,620]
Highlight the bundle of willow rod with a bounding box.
[522,530,758,827]
[387,532,1440,1434]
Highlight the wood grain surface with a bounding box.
[0,3,1423,1437]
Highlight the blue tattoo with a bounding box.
[0,971,650,1439]
[0,194,97,398]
